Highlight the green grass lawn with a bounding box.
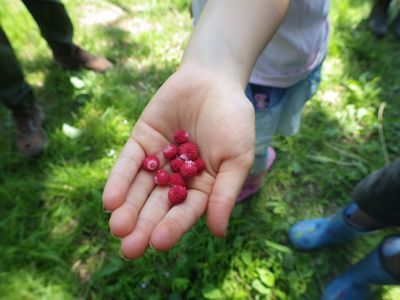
[1,0,400,299]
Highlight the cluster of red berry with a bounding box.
[142,130,205,205]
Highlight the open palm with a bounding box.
[102,67,255,259]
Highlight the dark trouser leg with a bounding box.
[23,1,112,74]
[22,0,74,56]
[354,159,400,226]
[0,27,35,109]
[394,11,400,37]
[0,28,46,157]
[369,0,391,36]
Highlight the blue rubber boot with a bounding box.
[289,202,372,250]
[322,236,400,300]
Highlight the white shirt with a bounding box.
[191,0,330,88]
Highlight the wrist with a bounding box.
[181,38,250,89]
[177,61,245,94]
[180,0,289,89]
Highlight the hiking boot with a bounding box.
[54,45,113,73]
[322,236,400,300]
[288,202,374,251]
[12,104,47,157]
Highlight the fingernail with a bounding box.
[103,206,111,213]
[149,242,155,250]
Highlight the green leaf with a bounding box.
[291,161,302,174]
[257,268,275,287]
[232,204,243,217]
[203,287,225,299]
[168,293,183,300]
[274,289,288,300]
[70,76,85,89]
[241,251,252,265]
[232,290,248,299]
[251,279,271,295]
[233,236,244,248]
[92,260,123,280]
[172,278,189,291]
[62,123,82,139]
[264,240,293,254]
[283,253,295,270]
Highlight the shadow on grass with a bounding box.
[0,24,191,300]
[343,19,400,154]
[0,19,180,299]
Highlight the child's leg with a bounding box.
[236,84,282,202]
[247,83,283,174]
[238,63,323,202]
[237,146,276,202]
[276,61,322,136]
[190,0,206,23]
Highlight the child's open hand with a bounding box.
[102,66,255,259]
[102,0,288,259]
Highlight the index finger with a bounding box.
[102,136,145,211]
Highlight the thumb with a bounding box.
[206,158,251,237]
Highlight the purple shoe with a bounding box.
[237,147,276,203]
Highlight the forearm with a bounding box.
[181,0,289,88]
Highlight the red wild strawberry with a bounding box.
[178,142,199,160]
[170,158,184,172]
[154,169,169,186]
[180,160,198,178]
[163,144,178,160]
[173,129,189,144]
[169,173,186,187]
[142,155,159,171]
[194,158,205,173]
[168,185,188,205]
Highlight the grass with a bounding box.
[0,0,399,299]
